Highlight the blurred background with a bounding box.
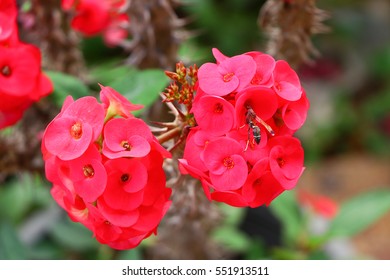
[1,0,390,260]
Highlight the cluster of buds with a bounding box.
[0,0,52,129]
[61,0,130,47]
[164,62,198,110]
[179,48,309,208]
[41,85,171,250]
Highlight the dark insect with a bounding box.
[244,104,275,150]
[246,108,262,145]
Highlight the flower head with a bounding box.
[179,48,308,208]
[42,85,171,250]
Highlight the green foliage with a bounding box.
[90,63,168,115]
[46,70,89,108]
[327,189,390,238]
[370,47,390,80]
[269,191,303,247]
[181,0,264,57]
[0,174,52,223]
[0,222,28,260]
[212,204,251,253]
[48,218,100,252]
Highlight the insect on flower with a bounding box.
[244,104,275,150]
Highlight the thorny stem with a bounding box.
[156,125,182,145]
[155,62,198,150]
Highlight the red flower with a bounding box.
[242,159,284,207]
[60,145,107,203]
[280,90,310,131]
[42,85,171,250]
[62,0,129,47]
[273,60,302,101]
[70,0,111,36]
[0,43,41,96]
[235,86,278,128]
[0,10,17,42]
[180,48,309,207]
[245,51,275,87]
[182,129,216,172]
[191,95,236,136]
[99,84,142,119]
[198,53,256,96]
[203,137,248,191]
[268,136,304,189]
[0,14,53,129]
[102,118,152,159]
[43,96,105,160]
[298,190,339,219]
[102,14,130,47]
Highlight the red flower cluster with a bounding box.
[0,0,52,129]
[62,0,129,47]
[41,85,172,250]
[179,48,309,208]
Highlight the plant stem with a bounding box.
[156,126,182,144]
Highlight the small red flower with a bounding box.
[273,60,302,101]
[280,90,310,131]
[44,96,105,160]
[62,0,129,47]
[102,118,152,159]
[268,135,304,189]
[242,159,284,207]
[0,11,17,42]
[0,6,53,129]
[0,43,41,96]
[198,53,256,96]
[70,0,111,36]
[203,137,248,191]
[191,95,236,136]
[61,145,107,203]
[298,190,339,219]
[246,51,275,87]
[99,84,142,119]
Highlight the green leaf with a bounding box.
[218,203,246,227]
[212,226,251,253]
[117,248,142,260]
[90,63,168,115]
[46,70,89,108]
[269,191,303,246]
[49,218,100,252]
[0,174,51,223]
[0,222,27,260]
[89,60,129,85]
[108,68,168,114]
[327,189,390,238]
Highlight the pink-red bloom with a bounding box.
[0,1,52,129]
[102,118,152,159]
[198,52,256,96]
[203,137,248,191]
[42,85,171,250]
[180,48,309,208]
[297,190,339,219]
[43,96,105,160]
[191,95,236,136]
[62,0,129,47]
